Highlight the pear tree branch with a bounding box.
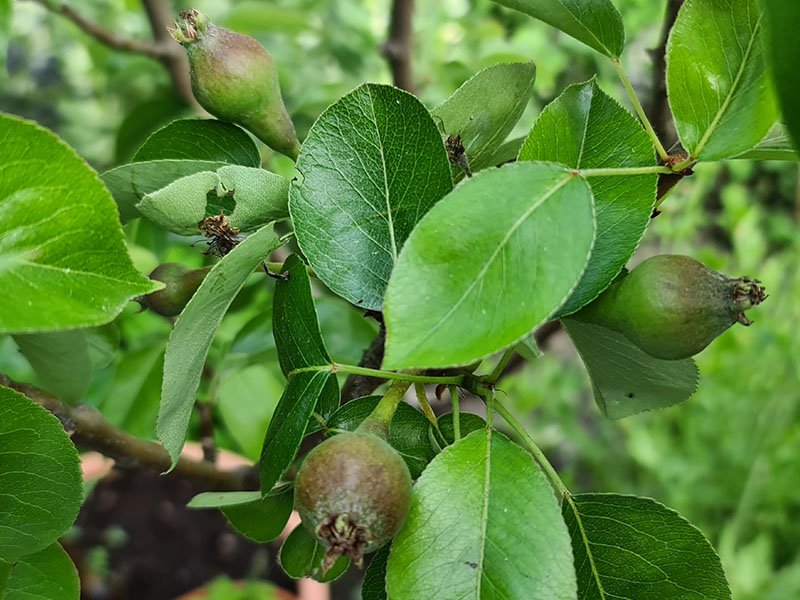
[0,374,250,491]
[24,0,197,107]
[382,0,416,93]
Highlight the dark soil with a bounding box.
[64,468,295,600]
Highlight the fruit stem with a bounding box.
[492,394,570,498]
[358,380,411,439]
[577,166,673,177]
[449,385,461,441]
[612,58,670,162]
[414,383,440,430]
[290,363,465,386]
[485,348,515,384]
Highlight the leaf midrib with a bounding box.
[691,13,763,158]
[366,86,399,261]
[474,427,493,599]
[565,494,607,599]
[554,0,618,58]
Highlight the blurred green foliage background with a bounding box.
[1,1,798,598]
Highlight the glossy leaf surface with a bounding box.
[157,225,281,468]
[491,0,625,57]
[279,525,349,582]
[258,371,339,493]
[0,114,157,333]
[520,79,657,315]
[761,0,800,151]
[432,62,536,178]
[384,162,594,369]
[667,0,777,160]
[0,387,81,563]
[387,430,576,599]
[133,118,261,166]
[290,83,453,310]
[272,254,331,376]
[563,494,732,599]
[2,543,79,600]
[563,318,699,418]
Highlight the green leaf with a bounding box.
[114,94,186,163]
[361,545,390,600]
[562,318,699,418]
[157,225,281,468]
[133,118,261,166]
[224,2,311,34]
[516,333,543,361]
[12,331,92,403]
[101,159,227,223]
[98,342,165,437]
[316,296,379,365]
[86,324,120,370]
[563,494,732,599]
[221,485,293,543]
[0,114,158,333]
[761,0,800,152]
[383,162,594,369]
[0,0,11,35]
[731,124,799,161]
[188,487,294,543]
[290,83,453,310]
[279,525,350,582]
[520,79,657,315]
[431,62,536,178]
[490,0,625,58]
[273,254,331,376]
[387,429,576,599]
[0,560,9,592]
[188,491,264,508]
[667,0,778,160]
[2,543,79,600]
[0,387,82,562]
[259,371,339,493]
[137,166,290,235]
[432,411,487,449]
[217,364,283,460]
[326,396,436,479]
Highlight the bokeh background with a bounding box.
[1,1,798,598]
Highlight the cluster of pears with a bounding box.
[574,254,766,360]
[157,9,770,577]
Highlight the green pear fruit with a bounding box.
[171,9,300,159]
[574,254,766,360]
[294,430,412,573]
[141,263,211,317]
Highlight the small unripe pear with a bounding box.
[170,9,300,160]
[294,430,412,573]
[141,263,211,317]
[575,255,766,360]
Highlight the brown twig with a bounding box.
[140,0,198,108]
[25,0,198,108]
[1,375,250,491]
[381,0,415,93]
[647,0,684,150]
[196,401,217,463]
[340,324,387,402]
[27,0,176,59]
